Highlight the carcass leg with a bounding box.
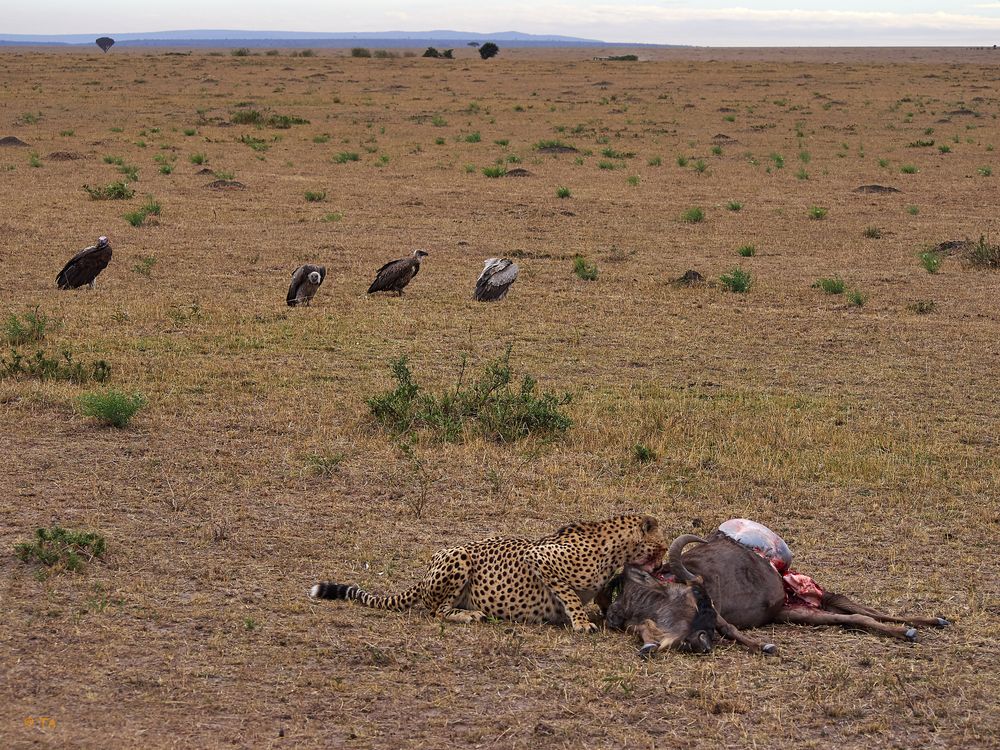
[714,613,778,655]
[777,607,919,641]
[822,593,950,628]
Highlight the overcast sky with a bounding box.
[6,1,1000,45]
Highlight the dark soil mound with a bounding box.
[947,109,978,116]
[933,240,970,255]
[206,180,246,190]
[503,168,532,177]
[0,136,29,147]
[537,145,577,154]
[47,151,83,161]
[718,107,737,112]
[672,270,705,286]
[853,184,900,194]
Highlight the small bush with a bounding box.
[908,300,936,314]
[83,181,134,200]
[124,209,147,227]
[737,244,756,257]
[967,234,1000,268]
[333,152,360,163]
[267,113,308,129]
[15,526,106,574]
[479,42,500,60]
[305,190,326,202]
[482,165,507,178]
[938,144,951,153]
[648,156,662,166]
[907,205,920,215]
[770,153,784,168]
[133,256,156,276]
[978,166,992,177]
[633,444,656,464]
[726,200,742,211]
[556,186,571,199]
[908,139,934,148]
[900,164,918,174]
[78,389,146,428]
[1,348,110,384]
[846,289,865,307]
[183,128,197,136]
[918,251,943,273]
[351,47,372,58]
[29,152,42,168]
[367,348,571,443]
[808,205,828,220]
[692,159,708,174]
[863,226,882,239]
[4,308,56,345]
[573,255,598,281]
[720,268,752,293]
[676,155,689,167]
[238,134,269,152]
[372,50,396,59]
[231,109,264,125]
[231,47,251,57]
[814,277,846,294]
[795,167,809,180]
[681,207,704,223]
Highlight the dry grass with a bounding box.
[2,45,998,748]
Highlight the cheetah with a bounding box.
[309,515,667,632]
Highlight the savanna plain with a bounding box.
[1,45,998,749]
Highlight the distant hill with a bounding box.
[0,29,656,48]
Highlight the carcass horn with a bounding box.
[668,534,707,583]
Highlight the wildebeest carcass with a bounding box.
[602,519,949,657]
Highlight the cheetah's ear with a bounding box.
[642,516,658,533]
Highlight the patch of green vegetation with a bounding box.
[846,289,865,307]
[304,190,326,202]
[78,389,146,428]
[692,159,708,174]
[726,200,742,212]
[900,164,918,174]
[908,300,936,314]
[573,255,598,281]
[918,251,943,274]
[465,132,482,143]
[83,181,134,200]
[863,226,882,239]
[633,443,656,464]
[333,152,360,163]
[231,109,264,125]
[118,164,139,181]
[626,175,640,186]
[482,165,507,178]
[367,348,572,443]
[808,205,828,220]
[681,207,704,223]
[1,348,110,384]
[676,155,689,167]
[4,308,57,345]
[189,152,207,165]
[556,186,571,199]
[814,277,846,294]
[967,234,1000,268]
[15,526,106,574]
[351,47,372,58]
[132,256,157,276]
[737,244,756,257]
[720,268,752,293]
[647,155,662,166]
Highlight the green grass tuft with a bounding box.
[78,389,146,428]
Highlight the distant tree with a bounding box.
[95,37,115,53]
[467,42,480,47]
[422,47,440,58]
[442,49,454,59]
[479,42,499,60]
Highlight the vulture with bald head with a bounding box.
[56,236,112,289]
[367,249,428,296]
[287,264,326,306]
[474,258,519,302]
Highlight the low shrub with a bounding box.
[15,526,106,573]
[367,348,572,443]
[1,348,110,383]
[78,389,146,428]
[814,277,846,294]
[573,255,598,281]
[720,268,752,293]
[4,308,56,345]
[83,181,134,200]
[967,234,1000,268]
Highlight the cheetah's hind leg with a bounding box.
[420,546,486,625]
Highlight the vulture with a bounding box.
[287,264,326,306]
[367,249,428,296]
[56,236,112,289]
[474,258,519,302]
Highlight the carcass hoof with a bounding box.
[905,628,918,642]
[934,617,951,628]
[638,643,658,660]
[762,643,778,655]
